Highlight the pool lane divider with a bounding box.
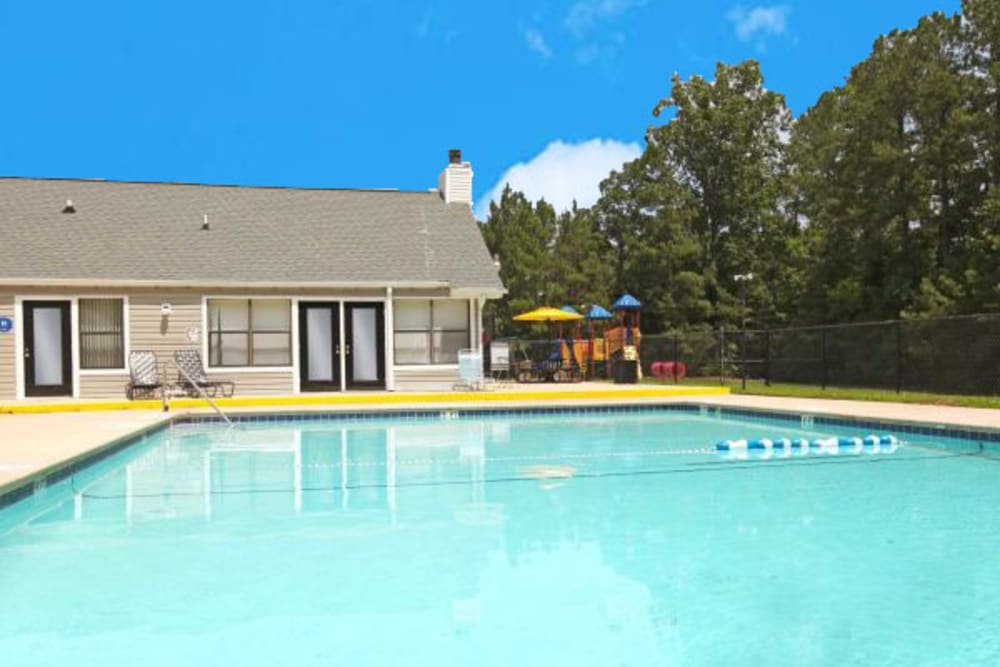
[0,386,731,414]
[717,435,899,457]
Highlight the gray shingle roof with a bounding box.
[0,177,503,292]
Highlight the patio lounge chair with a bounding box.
[174,349,235,398]
[126,350,171,399]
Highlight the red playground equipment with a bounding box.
[651,361,687,381]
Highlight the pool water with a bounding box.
[1,409,999,665]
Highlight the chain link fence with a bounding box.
[639,313,1000,396]
[493,313,1000,395]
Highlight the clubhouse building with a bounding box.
[0,151,504,400]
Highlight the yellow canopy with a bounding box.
[513,306,584,322]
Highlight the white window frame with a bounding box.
[390,296,474,370]
[202,296,297,374]
[77,295,130,375]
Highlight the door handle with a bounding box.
[24,349,30,359]
[345,345,351,355]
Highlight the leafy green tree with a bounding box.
[479,186,555,337]
[482,3,1000,336]
[544,203,615,311]
[962,0,1000,312]
[792,11,985,321]
[594,149,709,332]
[637,60,799,328]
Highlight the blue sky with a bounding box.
[0,1,960,218]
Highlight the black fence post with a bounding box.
[720,327,726,385]
[821,328,828,390]
[895,319,903,394]
[741,329,747,390]
[672,336,680,384]
[764,328,771,386]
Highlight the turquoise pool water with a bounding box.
[1,409,999,666]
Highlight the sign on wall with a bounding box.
[489,340,510,368]
[0,316,13,334]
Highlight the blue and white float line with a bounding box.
[716,435,899,456]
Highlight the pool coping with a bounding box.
[2,399,999,512]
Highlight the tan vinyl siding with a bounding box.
[129,293,202,357]
[79,373,131,399]
[0,289,297,400]
[127,293,292,397]
[80,371,293,399]
[0,286,487,401]
[0,294,14,400]
[393,367,457,392]
[196,371,294,396]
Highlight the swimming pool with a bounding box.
[1,406,999,665]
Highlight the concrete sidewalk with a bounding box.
[698,394,1000,430]
[0,411,170,495]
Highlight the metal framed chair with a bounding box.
[173,350,235,398]
[126,350,172,399]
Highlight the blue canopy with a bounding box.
[560,305,581,315]
[613,293,642,310]
[586,304,613,320]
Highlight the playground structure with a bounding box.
[502,294,645,383]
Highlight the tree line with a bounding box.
[481,1,1000,337]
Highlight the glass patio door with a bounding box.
[298,303,340,392]
[345,303,385,389]
[24,300,72,397]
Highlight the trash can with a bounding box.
[614,359,639,384]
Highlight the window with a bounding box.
[208,299,291,367]
[393,299,469,364]
[79,298,125,369]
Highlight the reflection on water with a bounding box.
[56,420,498,524]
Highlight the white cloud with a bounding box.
[561,0,645,66]
[474,139,642,220]
[564,0,647,37]
[523,27,553,59]
[727,5,790,44]
[575,31,625,65]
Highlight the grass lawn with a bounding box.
[643,377,1000,409]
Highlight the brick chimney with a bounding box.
[438,149,473,206]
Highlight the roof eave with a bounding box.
[0,277,507,297]
[0,277,449,290]
[450,286,506,299]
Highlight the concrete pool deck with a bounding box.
[2,384,999,501]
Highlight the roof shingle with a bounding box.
[0,178,503,292]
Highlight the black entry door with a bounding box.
[298,302,341,392]
[24,300,72,397]
[344,302,385,389]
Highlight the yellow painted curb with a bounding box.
[0,386,730,414]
